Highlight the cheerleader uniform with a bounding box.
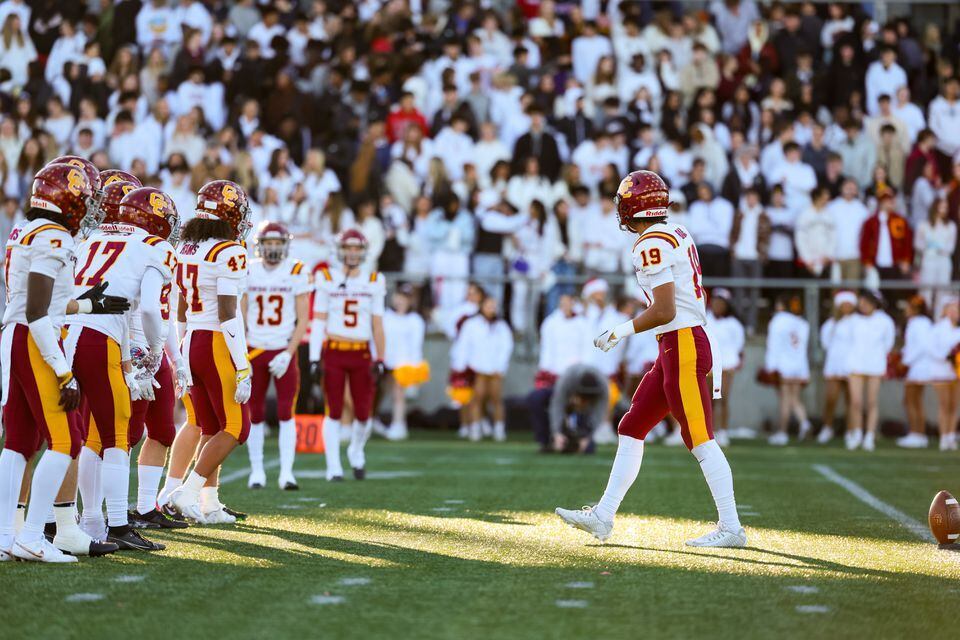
[765,311,810,382]
[820,315,855,380]
[707,312,746,373]
[846,311,896,377]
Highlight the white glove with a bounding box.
[174,360,191,398]
[125,369,143,402]
[135,366,161,402]
[268,351,292,378]
[593,330,621,353]
[138,349,163,378]
[235,367,252,404]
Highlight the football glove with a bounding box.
[268,351,292,378]
[77,281,131,315]
[593,330,621,353]
[309,360,323,382]
[371,360,386,379]
[174,361,191,398]
[235,367,252,403]
[135,368,161,402]
[137,349,164,379]
[124,369,143,402]
[57,372,81,411]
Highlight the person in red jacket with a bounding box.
[860,188,914,285]
[386,92,429,143]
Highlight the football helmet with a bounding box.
[194,180,252,241]
[100,169,142,188]
[255,221,292,264]
[29,163,95,235]
[48,155,102,193]
[99,180,139,225]
[337,229,367,267]
[118,187,180,242]
[614,170,670,230]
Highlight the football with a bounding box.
[928,490,960,545]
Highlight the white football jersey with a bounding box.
[630,222,707,336]
[2,218,76,330]
[69,226,176,345]
[129,281,175,349]
[176,237,248,331]
[245,257,312,350]
[314,266,386,341]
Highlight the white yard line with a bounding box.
[812,464,933,542]
[219,458,280,484]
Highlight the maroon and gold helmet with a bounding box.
[337,228,367,267]
[118,187,180,241]
[100,169,142,189]
[99,180,140,225]
[255,221,292,263]
[29,163,94,235]
[614,170,670,230]
[48,155,101,192]
[195,180,251,241]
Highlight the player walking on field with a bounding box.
[243,221,312,490]
[309,229,386,481]
[556,170,746,548]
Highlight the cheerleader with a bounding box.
[899,296,937,449]
[382,286,428,441]
[929,300,960,451]
[764,295,811,446]
[845,291,896,451]
[817,291,857,444]
[460,296,514,442]
[447,283,486,438]
[707,288,745,447]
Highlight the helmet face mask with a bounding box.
[255,221,291,263]
[337,229,368,268]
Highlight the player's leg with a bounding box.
[861,375,882,451]
[246,349,272,489]
[321,348,347,481]
[662,328,744,547]
[157,402,201,510]
[346,353,376,479]
[0,363,37,559]
[556,359,668,541]
[846,374,865,449]
[275,354,301,489]
[78,403,106,539]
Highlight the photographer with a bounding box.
[547,365,609,454]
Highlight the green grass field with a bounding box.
[1,434,957,639]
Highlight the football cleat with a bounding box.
[53,526,119,557]
[278,474,299,491]
[328,475,344,483]
[816,426,834,444]
[222,506,247,520]
[128,510,161,529]
[44,521,57,542]
[13,537,78,563]
[160,503,186,522]
[133,509,189,529]
[685,522,747,548]
[171,490,206,523]
[108,526,165,551]
[200,508,237,525]
[248,470,266,489]
[353,467,365,481]
[0,547,12,562]
[555,506,614,542]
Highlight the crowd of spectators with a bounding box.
[3,1,960,338]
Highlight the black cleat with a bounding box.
[328,475,344,483]
[160,503,187,522]
[108,525,166,551]
[281,481,299,491]
[87,539,120,557]
[249,482,264,490]
[128,510,161,529]
[222,506,247,521]
[43,522,57,542]
[133,509,188,529]
[353,467,366,480]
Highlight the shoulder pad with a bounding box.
[205,240,243,263]
[320,267,333,282]
[291,260,305,275]
[143,235,166,247]
[369,271,379,283]
[21,223,69,246]
[635,230,680,250]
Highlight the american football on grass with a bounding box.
[928,490,960,545]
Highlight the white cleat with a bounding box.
[13,537,78,563]
[685,522,747,548]
[816,426,834,444]
[171,490,206,523]
[200,508,237,525]
[555,506,614,542]
[248,469,266,489]
[53,527,94,556]
[0,547,12,562]
[767,432,789,446]
[896,433,928,449]
[862,432,875,452]
[845,429,863,451]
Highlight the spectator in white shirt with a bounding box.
[136,0,182,55]
[581,195,624,275]
[892,86,926,145]
[817,291,858,444]
[687,183,735,277]
[0,15,36,92]
[764,295,811,445]
[247,5,286,59]
[865,46,908,116]
[433,115,475,182]
[571,21,612,85]
[707,289,745,447]
[769,142,817,215]
[916,198,956,310]
[42,96,74,150]
[834,120,877,190]
[910,160,940,228]
[827,178,870,281]
[730,187,768,331]
[173,0,212,45]
[795,187,836,278]
[461,296,513,442]
[845,292,896,451]
[928,77,960,158]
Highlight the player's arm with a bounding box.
[66,281,131,315]
[370,274,387,374]
[611,282,676,339]
[239,292,248,330]
[268,292,310,378]
[216,246,252,402]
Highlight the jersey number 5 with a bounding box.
[74,241,126,286]
[343,299,358,327]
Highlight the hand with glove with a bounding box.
[371,359,386,379]
[235,367,252,403]
[136,349,164,378]
[173,361,191,398]
[268,351,292,378]
[58,372,81,410]
[135,367,161,402]
[309,360,323,382]
[76,281,131,315]
[124,368,143,402]
[593,330,621,353]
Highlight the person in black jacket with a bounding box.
[510,105,561,180]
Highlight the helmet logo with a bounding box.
[66,158,85,169]
[67,169,85,196]
[617,177,634,198]
[105,174,124,185]
[222,184,238,207]
[122,184,134,195]
[149,191,167,217]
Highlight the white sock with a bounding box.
[692,439,741,531]
[323,418,342,478]
[200,486,220,513]
[0,449,27,549]
[78,447,103,526]
[157,475,183,507]
[14,504,26,533]
[594,436,644,522]
[348,420,372,469]
[101,448,130,529]
[137,465,164,514]
[20,450,71,543]
[53,502,81,537]
[182,471,206,499]
[248,422,265,475]
[278,419,296,477]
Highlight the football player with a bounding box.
[308,229,386,481]
[243,221,311,490]
[69,185,179,552]
[0,163,126,562]
[555,170,746,548]
[168,180,252,523]
[99,169,142,188]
